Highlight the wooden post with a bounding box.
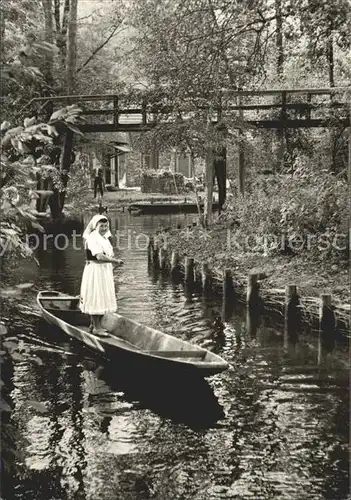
[284,284,300,349]
[275,90,286,171]
[171,251,180,274]
[318,293,336,363]
[158,247,167,269]
[148,236,154,261]
[306,93,312,120]
[113,96,119,126]
[152,241,159,268]
[319,294,335,333]
[114,154,119,188]
[184,257,194,284]
[222,269,234,320]
[246,273,260,308]
[223,269,233,296]
[141,97,147,126]
[246,306,260,337]
[201,263,211,290]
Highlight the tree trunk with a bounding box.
[66,0,78,94]
[54,0,70,68]
[189,151,204,225]
[275,0,285,171]
[327,32,338,171]
[275,0,284,76]
[348,96,351,184]
[327,34,334,88]
[204,147,214,226]
[49,129,74,219]
[214,147,226,212]
[0,4,5,43]
[54,0,61,33]
[238,92,245,195]
[41,0,54,86]
[238,130,245,195]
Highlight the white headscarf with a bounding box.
[84,215,114,258]
[83,214,112,246]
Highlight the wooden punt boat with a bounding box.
[128,202,220,215]
[37,291,229,377]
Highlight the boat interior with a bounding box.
[39,294,212,362]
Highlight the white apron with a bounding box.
[80,230,117,315]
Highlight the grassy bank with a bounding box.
[157,220,349,331]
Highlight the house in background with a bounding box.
[107,141,132,187]
[173,151,192,177]
[139,150,197,177]
[83,131,205,189]
[83,132,131,188]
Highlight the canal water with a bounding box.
[2,212,349,500]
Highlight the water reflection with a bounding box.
[93,365,225,430]
[3,211,349,500]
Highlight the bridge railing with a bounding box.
[22,87,350,132]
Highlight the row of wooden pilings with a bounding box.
[148,236,338,351]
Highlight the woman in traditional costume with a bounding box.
[80,215,123,336]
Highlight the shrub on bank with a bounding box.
[221,165,348,262]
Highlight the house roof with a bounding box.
[85,131,131,146]
[110,143,131,152]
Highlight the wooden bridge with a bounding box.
[25,87,350,218]
[26,87,350,133]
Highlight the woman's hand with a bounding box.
[113,258,124,267]
[96,253,124,265]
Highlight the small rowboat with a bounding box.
[37,291,229,377]
[128,202,220,215]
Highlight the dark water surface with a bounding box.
[3,212,349,500]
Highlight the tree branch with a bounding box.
[207,0,237,87]
[78,10,100,22]
[76,24,122,74]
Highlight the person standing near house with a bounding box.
[93,167,105,200]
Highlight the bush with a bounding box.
[221,165,348,261]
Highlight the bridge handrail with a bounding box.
[22,86,351,107]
